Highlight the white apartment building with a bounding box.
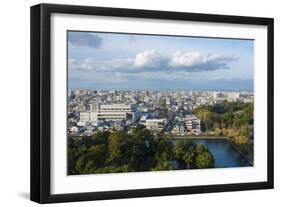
[213,92,226,102]
[183,115,201,131]
[213,91,241,103]
[145,118,167,131]
[79,111,98,123]
[172,124,186,135]
[227,92,240,102]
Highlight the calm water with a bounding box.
[191,139,251,168]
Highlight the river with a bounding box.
[190,138,251,168]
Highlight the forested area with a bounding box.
[193,101,253,144]
[68,129,215,175]
[193,101,254,162]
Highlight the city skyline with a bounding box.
[68,31,254,91]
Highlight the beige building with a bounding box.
[97,104,132,120]
[79,104,137,123]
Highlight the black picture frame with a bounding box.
[30,3,274,204]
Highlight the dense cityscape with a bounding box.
[68,89,253,137]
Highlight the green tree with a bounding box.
[221,112,234,128]
[195,152,215,168]
[193,144,215,169]
[107,131,128,165]
[129,128,156,171]
[74,144,107,174]
[173,140,193,168]
[194,107,214,130]
[153,139,173,169]
[183,151,195,168]
[153,151,173,171]
[243,104,254,125]
[213,128,221,136]
[88,144,107,167]
[90,131,109,145]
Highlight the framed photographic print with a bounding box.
[30,3,274,203]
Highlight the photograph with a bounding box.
[30,3,274,203]
[67,31,254,175]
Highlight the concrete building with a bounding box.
[96,104,135,121]
[183,115,201,131]
[227,92,240,102]
[213,92,227,103]
[69,126,79,133]
[172,124,186,135]
[190,128,201,136]
[80,104,140,123]
[79,111,97,123]
[145,118,167,131]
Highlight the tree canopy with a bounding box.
[68,129,215,175]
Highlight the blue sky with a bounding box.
[68,31,254,91]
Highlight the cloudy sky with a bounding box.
[68,31,254,91]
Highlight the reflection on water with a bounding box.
[191,139,251,168]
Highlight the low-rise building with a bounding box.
[171,124,186,136]
[145,118,167,131]
[79,111,97,123]
[183,115,201,131]
[69,126,79,133]
[79,104,139,123]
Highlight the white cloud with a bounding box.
[69,50,236,73]
[169,51,237,71]
[133,50,164,68]
[169,51,207,67]
[69,58,133,72]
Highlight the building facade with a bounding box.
[79,104,139,123]
[145,118,167,131]
[183,115,201,131]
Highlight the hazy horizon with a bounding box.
[68,88,254,92]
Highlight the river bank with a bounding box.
[171,135,229,139]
